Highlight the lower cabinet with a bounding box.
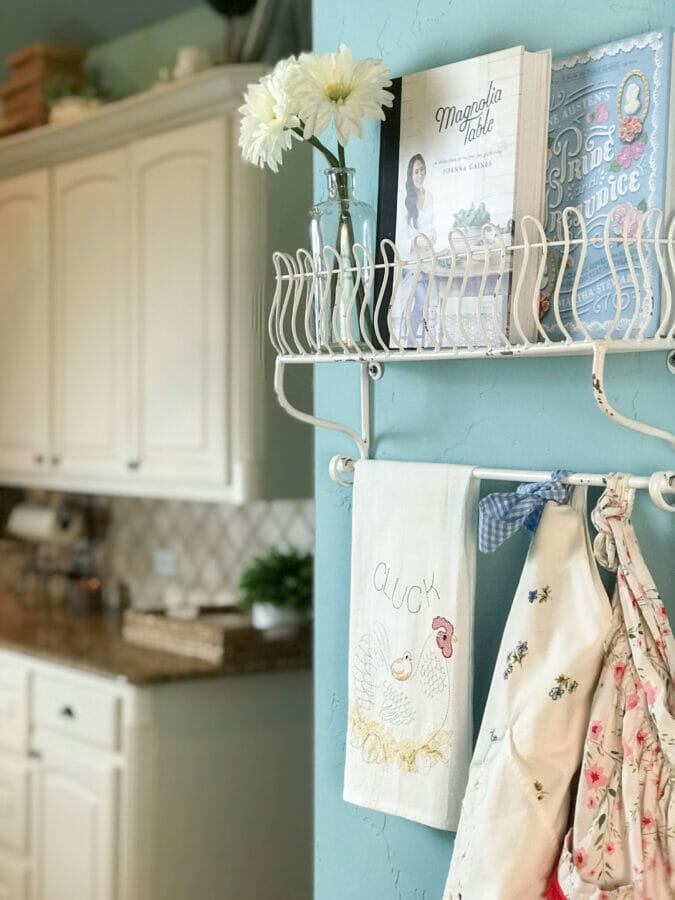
[0,650,312,900]
[0,853,29,900]
[34,754,118,900]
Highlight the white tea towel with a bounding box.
[343,460,478,831]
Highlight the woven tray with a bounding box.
[123,607,311,666]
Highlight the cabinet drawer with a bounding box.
[32,675,120,752]
[0,663,28,753]
[0,854,28,900]
[0,757,29,854]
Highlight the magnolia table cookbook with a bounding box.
[377,45,551,348]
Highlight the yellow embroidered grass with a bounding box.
[349,702,451,774]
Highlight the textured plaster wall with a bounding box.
[312,2,675,897]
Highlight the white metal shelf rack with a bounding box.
[269,205,675,491]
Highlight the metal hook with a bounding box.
[592,341,675,450]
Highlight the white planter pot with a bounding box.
[251,602,306,639]
[49,96,103,126]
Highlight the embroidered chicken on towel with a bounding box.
[350,618,457,774]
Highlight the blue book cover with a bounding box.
[543,30,674,339]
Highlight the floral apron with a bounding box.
[548,475,675,899]
[445,487,613,899]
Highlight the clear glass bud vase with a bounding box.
[308,168,376,349]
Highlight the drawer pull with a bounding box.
[60,704,76,719]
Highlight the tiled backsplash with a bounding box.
[105,497,314,610]
[0,489,314,612]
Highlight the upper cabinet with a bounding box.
[130,118,227,485]
[53,147,129,480]
[0,170,50,475]
[0,67,312,502]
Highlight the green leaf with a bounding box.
[238,547,313,612]
[608,788,617,797]
[598,813,606,827]
[610,161,620,172]
[637,199,647,212]
[639,131,648,144]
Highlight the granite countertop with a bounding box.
[0,593,311,685]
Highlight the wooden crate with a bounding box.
[0,42,85,136]
[6,43,85,87]
[0,80,47,126]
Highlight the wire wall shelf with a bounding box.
[270,206,675,362]
[269,206,675,476]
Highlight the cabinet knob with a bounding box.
[33,454,44,465]
[51,455,61,466]
[127,460,140,470]
[60,704,76,720]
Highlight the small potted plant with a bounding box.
[42,75,106,125]
[238,546,312,635]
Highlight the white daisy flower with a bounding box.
[239,57,302,173]
[289,45,394,146]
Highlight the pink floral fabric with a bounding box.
[554,475,675,899]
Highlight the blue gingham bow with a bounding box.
[479,471,573,553]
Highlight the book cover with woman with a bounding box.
[379,44,551,348]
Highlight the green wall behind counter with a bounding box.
[311,2,675,897]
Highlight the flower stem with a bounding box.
[332,154,372,344]
[293,128,340,168]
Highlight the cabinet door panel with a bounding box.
[0,854,28,900]
[0,661,28,754]
[35,754,118,900]
[131,117,227,484]
[0,754,30,854]
[53,149,129,477]
[0,171,50,473]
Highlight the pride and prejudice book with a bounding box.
[543,29,675,339]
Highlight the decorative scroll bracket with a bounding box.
[274,359,379,486]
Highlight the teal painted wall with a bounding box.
[0,0,195,81]
[86,6,228,98]
[0,1,310,98]
[86,1,310,98]
[312,2,675,897]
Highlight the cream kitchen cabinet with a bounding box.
[0,645,311,900]
[52,148,130,482]
[0,66,311,502]
[34,753,118,900]
[129,117,228,486]
[0,171,50,478]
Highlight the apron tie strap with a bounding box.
[479,471,572,553]
[591,473,635,571]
